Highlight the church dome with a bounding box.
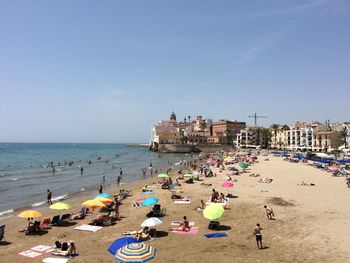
[170,111,176,121]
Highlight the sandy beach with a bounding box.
[1,155,349,263]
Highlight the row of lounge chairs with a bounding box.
[24,214,71,235]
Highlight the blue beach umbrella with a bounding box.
[141,197,159,207]
[96,193,112,198]
[108,237,140,255]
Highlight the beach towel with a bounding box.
[204,232,228,238]
[171,221,195,227]
[31,245,53,253]
[42,257,70,263]
[18,250,42,259]
[174,199,191,204]
[172,227,199,235]
[74,224,103,232]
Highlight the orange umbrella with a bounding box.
[95,197,113,204]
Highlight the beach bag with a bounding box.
[208,221,219,230]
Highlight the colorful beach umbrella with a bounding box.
[108,237,140,255]
[141,217,163,227]
[141,197,159,207]
[82,199,106,208]
[239,162,249,169]
[18,210,42,219]
[115,243,156,263]
[157,173,169,178]
[49,202,72,210]
[96,193,112,198]
[203,203,225,221]
[95,197,113,204]
[221,182,234,188]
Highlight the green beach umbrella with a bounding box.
[157,173,169,178]
[203,203,225,221]
[239,162,249,169]
[183,174,194,178]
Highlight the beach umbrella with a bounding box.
[183,173,194,178]
[203,167,210,172]
[82,199,106,208]
[141,197,159,207]
[18,210,42,219]
[49,202,72,210]
[157,173,168,178]
[141,217,163,228]
[115,243,156,263]
[221,182,234,188]
[108,237,140,255]
[239,162,249,169]
[192,171,200,175]
[96,193,111,198]
[203,203,225,221]
[95,197,113,204]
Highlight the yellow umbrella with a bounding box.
[18,210,42,219]
[203,203,225,221]
[82,199,106,208]
[95,197,113,204]
[49,202,72,210]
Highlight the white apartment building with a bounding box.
[236,127,258,148]
[286,121,328,151]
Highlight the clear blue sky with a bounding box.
[0,0,349,143]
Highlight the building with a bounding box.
[286,121,329,151]
[236,127,257,148]
[270,126,289,149]
[210,120,246,145]
[313,131,341,152]
[150,112,246,149]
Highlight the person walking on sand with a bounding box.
[47,189,53,205]
[120,168,123,176]
[99,185,103,194]
[264,205,275,220]
[253,223,263,249]
[117,175,121,187]
[102,174,106,185]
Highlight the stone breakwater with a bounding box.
[157,143,234,153]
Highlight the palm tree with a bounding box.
[270,124,279,148]
[281,125,290,149]
[261,128,272,149]
[188,116,191,123]
[339,127,348,148]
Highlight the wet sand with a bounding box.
[1,155,349,263]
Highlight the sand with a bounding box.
[1,155,349,263]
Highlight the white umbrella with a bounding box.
[192,171,200,175]
[141,217,163,227]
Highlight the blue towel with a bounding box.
[141,191,154,195]
[204,232,228,238]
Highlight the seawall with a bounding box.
[158,144,234,153]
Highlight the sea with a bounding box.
[0,143,195,217]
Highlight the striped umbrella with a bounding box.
[115,243,156,263]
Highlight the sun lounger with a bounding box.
[59,214,71,223]
[50,215,60,226]
[40,218,51,229]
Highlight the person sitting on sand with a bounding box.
[170,216,190,232]
[200,182,212,186]
[227,175,232,181]
[196,200,205,211]
[219,193,226,203]
[51,241,77,257]
[211,189,218,202]
[71,206,87,220]
[134,226,151,241]
[264,205,274,220]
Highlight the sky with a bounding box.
[0,0,349,143]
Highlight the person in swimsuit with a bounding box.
[264,205,275,220]
[253,223,263,249]
[47,189,53,205]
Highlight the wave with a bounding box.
[0,209,14,217]
[31,193,69,207]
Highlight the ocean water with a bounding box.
[0,143,193,216]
